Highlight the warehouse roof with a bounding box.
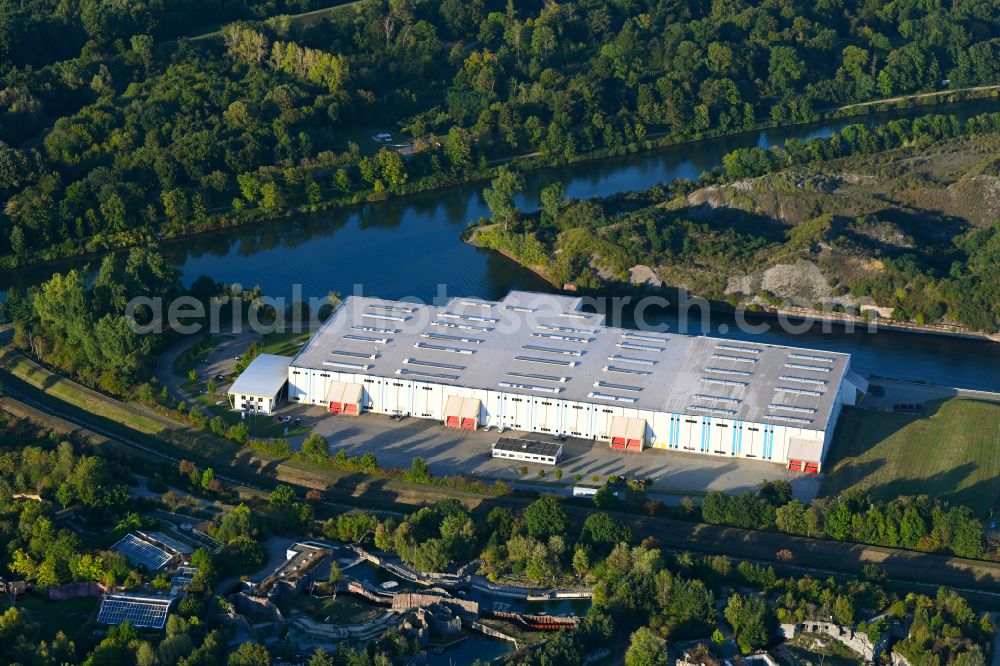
[229,354,292,399]
[291,291,851,431]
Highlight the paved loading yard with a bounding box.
[282,405,821,500]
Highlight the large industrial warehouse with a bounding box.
[286,291,866,472]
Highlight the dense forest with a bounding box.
[473,111,1000,331]
[2,0,1000,265]
[700,482,988,559]
[3,248,187,393]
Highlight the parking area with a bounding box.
[156,331,261,401]
[196,334,259,388]
[859,378,1000,413]
[276,404,821,500]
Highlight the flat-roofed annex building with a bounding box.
[492,437,563,465]
[227,354,293,415]
[287,291,865,472]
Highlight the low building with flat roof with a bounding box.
[228,353,293,415]
[492,437,563,465]
[286,291,864,472]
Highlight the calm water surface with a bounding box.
[4,99,1000,390]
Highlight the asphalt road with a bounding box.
[155,329,260,403]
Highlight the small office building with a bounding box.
[227,354,292,415]
[492,437,563,465]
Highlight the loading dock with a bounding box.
[444,396,480,429]
[786,437,823,473]
[326,380,363,415]
[609,416,646,452]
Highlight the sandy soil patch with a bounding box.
[629,264,662,287]
[727,259,859,308]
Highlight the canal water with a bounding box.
[3,99,1000,390]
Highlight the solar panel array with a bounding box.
[110,534,174,570]
[171,566,200,588]
[97,595,172,629]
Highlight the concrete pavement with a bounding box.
[862,377,1000,412]
[276,405,821,500]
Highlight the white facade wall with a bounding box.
[288,365,834,467]
[231,393,276,415]
[492,448,561,465]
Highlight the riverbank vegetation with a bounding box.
[2,248,184,394]
[473,110,1000,332]
[2,0,1000,266]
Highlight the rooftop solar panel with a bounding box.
[492,437,562,457]
[171,566,200,588]
[97,594,173,629]
[110,534,173,570]
[141,531,194,555]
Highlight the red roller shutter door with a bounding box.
[444,396,463,428]
[460,398,481,429]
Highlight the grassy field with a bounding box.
[821,399,1000,515]
[1,350,170,436]
[260,329,312,357]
